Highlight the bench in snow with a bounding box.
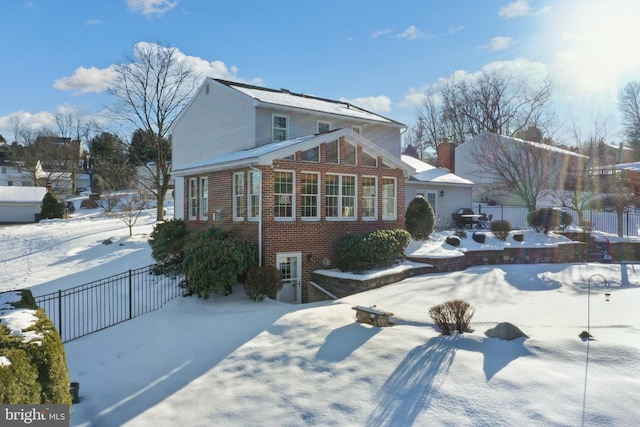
[352,305,394,327]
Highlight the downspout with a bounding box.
[250,166,263,266]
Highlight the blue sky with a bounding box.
[1,0,639,144]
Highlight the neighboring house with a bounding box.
[446,132,589,206]
[0,163,33,187]
[172,78,414,303]
[401,154,474,229]
[0,186,46,223]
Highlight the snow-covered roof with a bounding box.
[174,128,413,176]
[0,186,47,203]
[469,132,589,159]
[216,79,403,126]
[615,161,640,172]
[401,155,474,185]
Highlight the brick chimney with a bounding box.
[437,142,456,172]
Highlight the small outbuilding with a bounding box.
[0,186,47,223]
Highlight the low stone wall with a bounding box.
[311,264,434,299]
[311,240,640,300]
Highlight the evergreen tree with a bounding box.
[405,196,435,240]
[41,192,63,219]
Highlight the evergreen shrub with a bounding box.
[183,227,257,298]
[405,196,435,240]
[0,290,71,404]
[445,235,461,247]
[513,233,524,242]
[491,220,512,241]
[149,218,188,276]
[244,266,283,302]
[41,192,63,219]
[336,229,411,273]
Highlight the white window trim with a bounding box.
[188,178,197,220]
[325,173,357,221]
[361,175,378,221]
[272,114,289,142]
[274,169,295,221]
[382,176,397,221]
[300,171,320,221]
[233,172,244,221]
[199,176,209,221]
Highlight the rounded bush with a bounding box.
[491,220,511,242]
[445,235,461,247]
[527,208,573,234]
[149,218,188,276]
[472,233,486,244]
[405,196,435,240]
[513,233,524,242]
[336,229,411,272]
[41,192,63,219]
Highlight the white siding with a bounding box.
[405,183,473,229]
[172,79,257,169]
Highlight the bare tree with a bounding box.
[107,42,198,221]
[469,133,574,211]
[109,191,148,237]
[618,81,640,159]
[416,69,554,149]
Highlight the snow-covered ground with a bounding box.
[1,203,639,426]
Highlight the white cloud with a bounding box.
[125,0,177,17]
[340,96,392,113]
[85,19,101,26]
[398,85,432,109]
[54,43,258,96]
[484,36,514,51]
[371,28,392,38]
[499,0,551,18]
[53,65,118,94]
[397,25,424,41]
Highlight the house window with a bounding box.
[301,146,319,162]
[248,170,261,221]
[233,172,245,221]
[1,167,6,174]
[188,178,197,220]
[326,174,356,220]
[273,114,288,141]
[351,126,362,134]
[361,151,377,167]
[318,121,331,133]
[199,177,209,220]
[301,172,320,220]
[362,176,377,219]
[382,177,397,220]
[344,142,356,165]
[274,170,294,220]
[326,140,339,164]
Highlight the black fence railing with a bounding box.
[34,265,184,343]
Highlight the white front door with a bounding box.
[276,252,301,304]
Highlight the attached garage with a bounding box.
[0,186,47,223]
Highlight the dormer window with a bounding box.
[273,114,288,141]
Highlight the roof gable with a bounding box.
[174,128,413,176]
[401,155,473,185]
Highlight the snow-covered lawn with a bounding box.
[1,205,639,426]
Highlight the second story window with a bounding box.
[274,170,294,220]
[301,146,319,162]
[344,142,357,165]
[273,114,288,141]
[318,121,331,134]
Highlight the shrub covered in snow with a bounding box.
[445,235,461,247]
[0,290,71,404]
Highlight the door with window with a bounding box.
[276,252,301,303]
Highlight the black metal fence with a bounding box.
[34,265,184,343]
